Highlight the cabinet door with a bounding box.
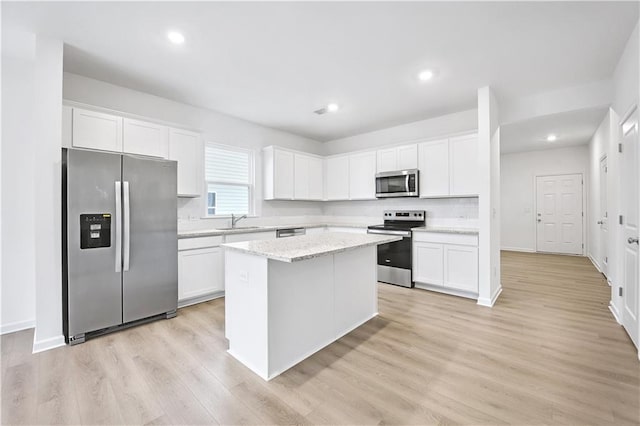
[72,108,123,152]
[413,242,444,286]
[178,247,223,301]
[397,144,418,170]
[449,134,479,196]
[123,118,168,158]
[418,139,449,197]
[325,156,350,200]
[349,152,376,200]
[444,244,478,292]
[168,128,202,197]
[376,148,397,173]
[274,149,294,199]
[294,154,310,200]
[308,156,324,200]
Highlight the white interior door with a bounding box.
[599,156,609,276]
[536,174,583,255]
[620,106,639,348]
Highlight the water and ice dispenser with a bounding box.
[80,213,111,249]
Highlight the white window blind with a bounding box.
[204,144,253,216]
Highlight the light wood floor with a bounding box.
[2,251,639,425]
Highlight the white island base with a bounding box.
[224,245,378,381]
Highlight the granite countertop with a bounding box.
[411,226,479,235]
[221,232,402,262]
[178,222,371,239]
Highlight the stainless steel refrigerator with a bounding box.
[62,148,178,344]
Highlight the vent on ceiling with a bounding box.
[314,107,329,115]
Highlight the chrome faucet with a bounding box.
[231,213,247,228]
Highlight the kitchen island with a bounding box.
[222,232,401,380]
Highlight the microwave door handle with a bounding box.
[406,174,410,192]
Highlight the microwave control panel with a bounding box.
[80,213,111,249]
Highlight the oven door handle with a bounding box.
[367,229,411,237]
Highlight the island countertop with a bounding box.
[221,232,402,262]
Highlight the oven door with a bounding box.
[368,229,413,287]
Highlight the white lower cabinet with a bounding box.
[412,232,478,298]
[443,244,478,292]
[413,242,444,286]
[178,236,224,306]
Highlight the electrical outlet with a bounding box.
[239,270,248,282]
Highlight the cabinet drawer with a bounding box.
[178,236,223,251]
[412,231,478,246]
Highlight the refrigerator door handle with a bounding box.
[115,181,122,272]
[123,181,131,272]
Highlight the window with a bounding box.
[204,144,253,216]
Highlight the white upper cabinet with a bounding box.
[376,148,398,173]
[417,133,478,198]
[274,149,294,199]
[72,108,123,152]
[123,118,169,158]
[418,138,449,197]
[308,156,324,200]
[397,144,418,170]
[294,154,310,199]
[376,144,418,173]
[168,128,202,197]
[449,134,478,196]
[265,147,322,201]
[325,155,350,200]
[349,151,376,200]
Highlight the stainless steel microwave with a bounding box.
[375,169,419,198]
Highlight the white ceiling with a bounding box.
[3,2,638,142]
[500,107,608,154]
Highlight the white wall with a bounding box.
[1,28,37,334]
[477,86,501,307]
[323,109,478,156]
[587,109,611,272]
[501,145,590,253]
[32,37,65,352]
[62,73,326,229]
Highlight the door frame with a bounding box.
[533,172,586,255]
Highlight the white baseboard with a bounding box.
[609,301,622,324]
[32,335,66,354]
[501,247,535,253]
[477,286,503,307]
[1,319,35,335]
[178,290,224,309]
[587,254,602,272]
[414,282,477,300]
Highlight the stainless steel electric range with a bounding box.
[367,210,425,287]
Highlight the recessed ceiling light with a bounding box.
[167,31,185,45]
[314,103,340,115]
[418,69,434,81]
[546,134,557,142]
